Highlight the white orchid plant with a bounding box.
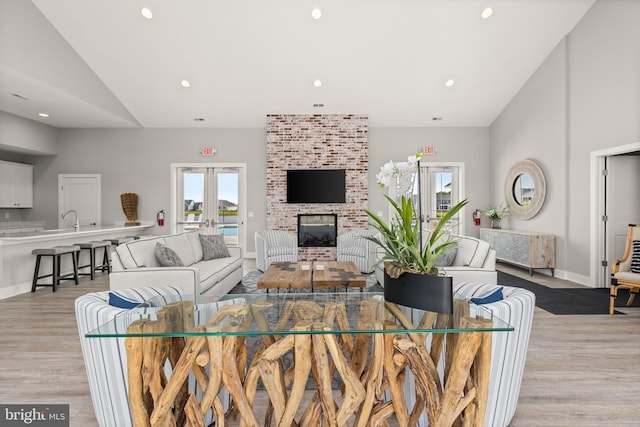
[376,152,424,195]
[484,203,510,221]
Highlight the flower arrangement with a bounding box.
[376,152,423,195]
[484,203,510,228]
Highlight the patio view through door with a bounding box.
[419,163,465,236]
[174,165,245,249]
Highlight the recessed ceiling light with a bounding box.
[181,80,191,88]
[311,8,322,20]
[38,113,49,118]
[313,79,322,88]
[445,79,455,87]
[140,7,154,20]
[481,7,493,19]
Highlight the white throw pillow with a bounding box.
[186,231,204,263]
[116,236,165,268]
[164,233,196,266]
[452,236,491,268]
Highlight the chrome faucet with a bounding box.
[62,210,80,230]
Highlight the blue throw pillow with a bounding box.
[470,287,504,305]
[108,292,140,309]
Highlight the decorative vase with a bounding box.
[383,271,453,313]
[120,193,141,226]
[491,219,501,229]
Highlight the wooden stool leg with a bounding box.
[52,254,60,292]
[31,255,42,292]
[102,247,111,273]
[89,248,96,280]
[72,251,79,284]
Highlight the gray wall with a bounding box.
[489,0,640,280]
[368,127,492,237]
[25,128,268,250]
[11,126,490,253]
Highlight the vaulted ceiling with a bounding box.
[0,0,595,129]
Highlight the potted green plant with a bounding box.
[364,195,469,313]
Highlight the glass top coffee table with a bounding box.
[87,292,512,427]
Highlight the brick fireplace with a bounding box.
[266,114,369,261]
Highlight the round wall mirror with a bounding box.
[504,160,546,219]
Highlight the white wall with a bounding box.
[489,0,640,281]
[0,111,57,155]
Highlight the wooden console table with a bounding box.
[87,292,512,427]
[480,228,555,276]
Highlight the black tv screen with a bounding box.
[286,169,346,203]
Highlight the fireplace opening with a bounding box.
[297,214,337,247]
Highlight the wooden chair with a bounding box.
[610,223,640,315]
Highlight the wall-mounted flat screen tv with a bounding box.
[286,169,346,203]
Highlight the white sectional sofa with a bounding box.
[375,234,497,286]
[109,231,243,295]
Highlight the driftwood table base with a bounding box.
[125,298,492,427]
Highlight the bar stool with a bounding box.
[76,241,112,280]
[106,236,135,246]
[31,245,80,292]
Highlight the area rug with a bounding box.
[497,271,639,315]
[231,270,383,294]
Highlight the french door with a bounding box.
[173,165,245,249]
[419,163,465,236]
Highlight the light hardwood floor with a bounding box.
[0,262,638,426]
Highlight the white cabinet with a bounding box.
[0,161,33,208]
[480,228,555,276]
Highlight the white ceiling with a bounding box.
[0,0,594,129]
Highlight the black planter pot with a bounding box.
[383,271,453,314]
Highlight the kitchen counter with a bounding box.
[0,223,153,242]
[0,222,154,299]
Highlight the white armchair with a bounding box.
[75,285,242,427]
[402,282,536,427]
[337,228,379,273]
[75,285,186,427]
[255,229,298,272]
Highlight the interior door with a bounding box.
[604,154,640,285]
[176,166,241,246]
[419,164,463,235]
[58,174,101,228]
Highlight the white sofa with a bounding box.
[375,234,497,286]
[109,231,243,295]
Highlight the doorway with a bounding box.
[58,174,101,228]
[171,163,247,252]
[590,142,640,287]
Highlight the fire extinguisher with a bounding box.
[473,209,482,226]
[157,210,165,226]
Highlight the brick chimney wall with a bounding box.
[266,114,369,261]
